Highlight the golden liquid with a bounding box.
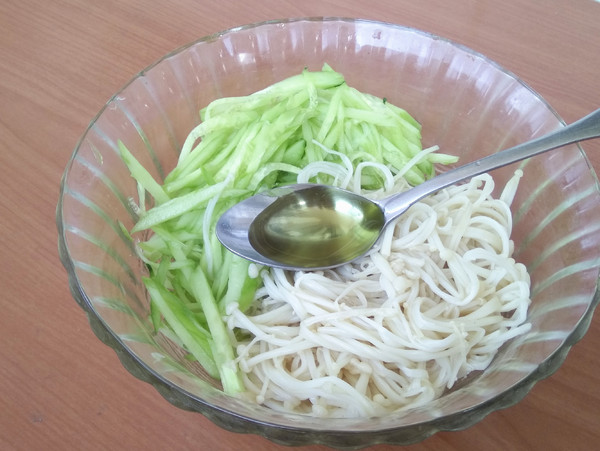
[249,187,383,268]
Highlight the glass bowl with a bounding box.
[56,18,600,448]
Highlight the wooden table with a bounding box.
[2,1,599,449]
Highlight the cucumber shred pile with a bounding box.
[119,64,458,394]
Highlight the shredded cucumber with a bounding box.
[120,64,458,395]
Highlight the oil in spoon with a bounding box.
[249,186,383,268]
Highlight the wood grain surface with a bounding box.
[1,1,599,450]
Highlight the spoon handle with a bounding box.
[381,108,600,223]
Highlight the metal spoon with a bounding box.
[216,108,600,270]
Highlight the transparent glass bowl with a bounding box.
[57,18,600,448]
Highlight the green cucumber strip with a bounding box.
[118,141,169,205]
[219,256,258,311]
[144,278,218,379]
[189,266,244,394]
[132,183,243,232]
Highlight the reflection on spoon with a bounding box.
[216,108,600,270]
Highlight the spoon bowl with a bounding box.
[249,185,385,267]
[217,108,600,269]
